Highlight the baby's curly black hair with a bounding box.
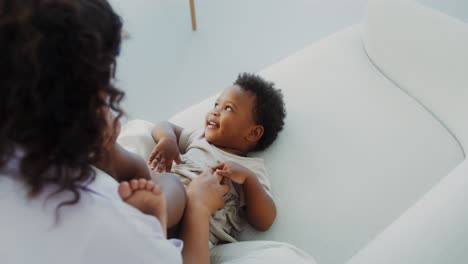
[0,0,124,207]
[234,73,286,151]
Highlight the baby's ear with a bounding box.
[247,125,264,143]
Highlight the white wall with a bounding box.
[418,0,468,23]
[110,0,466,123]
[109,0,367,123]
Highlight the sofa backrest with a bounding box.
[363,0,468,154]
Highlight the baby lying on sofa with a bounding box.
[147,73,286,245]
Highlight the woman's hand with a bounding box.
[214,161,253,185]
[148,138,182,173]
[186,169,230,216]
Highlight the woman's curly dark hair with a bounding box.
[234,73,286,151]
[0,0,124,209]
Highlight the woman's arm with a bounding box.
[110,143,152,181]
[180,171,230,264]
[95,142,151,182]
[180,204,211,264]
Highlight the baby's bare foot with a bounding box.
[118,179,167,236]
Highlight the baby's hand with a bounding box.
[148,138,181,173]
[214,161,253,185]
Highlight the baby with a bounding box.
[148,73,286,245]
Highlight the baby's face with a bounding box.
[205,85,258,153]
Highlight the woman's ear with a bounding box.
[247,125,264,143]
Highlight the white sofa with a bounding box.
[118,0,468,263]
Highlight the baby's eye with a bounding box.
[225,106,233,112]
[214,103,219,109]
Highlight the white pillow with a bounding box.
[117,119,155,161]
[210,241,317,264]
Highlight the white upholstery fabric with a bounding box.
[210,241,317,264]
[347,158,468,264]
[168,25,463,264]
[117,119,155,160]
[363,0,468,151]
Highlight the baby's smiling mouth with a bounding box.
[206,120,219,129]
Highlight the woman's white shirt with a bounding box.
[0,164,182,264]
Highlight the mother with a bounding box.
[0,0,227,263]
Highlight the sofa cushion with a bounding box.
[363,0,468,151]
[169,25,463,264]
[347,158,468,264]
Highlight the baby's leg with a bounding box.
[119,179,168,236]
[152,172,187,229]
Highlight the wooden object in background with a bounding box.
[190,0,197,31]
